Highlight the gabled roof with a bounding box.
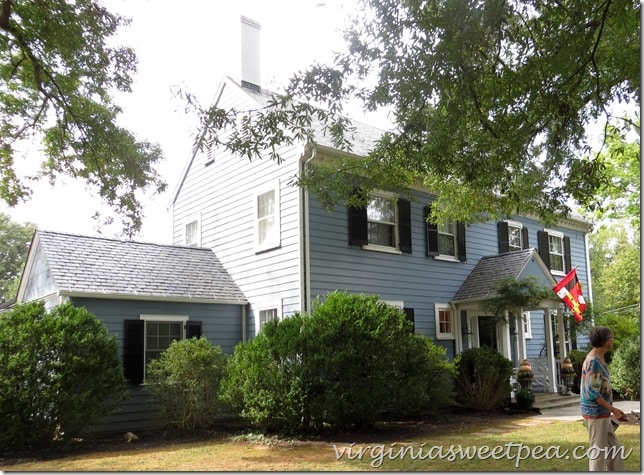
[20,230,247,304]
[452,248,557,303]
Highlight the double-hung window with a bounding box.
[537,229,570,275]
[348,191,412,254]
[123,316,201,385]
[435,303,455,339]
[258,307,279,331]
[425,204,466,262]
[255,181,281,252]
[184,216,201,247]
[497,220,529,253]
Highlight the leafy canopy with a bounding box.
[0,212,34,302]
[0,0,166,236]
[189,0,639,224]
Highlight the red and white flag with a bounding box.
[553,268,587,322]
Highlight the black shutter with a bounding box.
[123,320,144,385]
[522,227,530,249]
[425,205,439,256]
[498,221,509,253]
[537,230,550,268]
[348,204,368,246]
[457,222,467,262]
[563,236,572,273]
[187,321,202,339]
[398,198,412,254]
[403,307,415,332]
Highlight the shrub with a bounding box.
[454,346,513,411]
[515,389,535,410]
[146,337,228,429]
[567,349,587,394]
[222,292,454,433]
[610,335,640,400]
[0,302,127,453]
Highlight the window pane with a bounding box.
[367,196,395,223]
[185,221,198,245]
[368,222,395,247]
[508,225,522,250]
[549,235,564,271]
[438,233,455,256]
[258,191,275,219]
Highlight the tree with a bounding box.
[187,0,639,225]
[0,0,166,236]
[0,212,34,302]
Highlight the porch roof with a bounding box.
[452,248,557,304]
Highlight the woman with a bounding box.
[580,326,626,471]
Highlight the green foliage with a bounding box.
[567,349,588,394]
[0,213,35,302]
[222,292,454,433]
[145,337,228,430]
[187,0,639,226]
[480,276,553,319]
[454,346,513,411]
[0,0,166,236]
[0,301,127,453]
[610,335,640,401]
[515,389,535,410]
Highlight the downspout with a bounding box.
[242,304,247,344]
[299,144,316,314]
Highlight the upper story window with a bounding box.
[255,181,281,252]
[497,220,529,253]
[538,229,570,276]
[184,217,201,246]
[348,191,412,254]
[435,303,455,339]
[425,204,466,262]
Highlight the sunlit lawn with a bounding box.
[1,418,640,471]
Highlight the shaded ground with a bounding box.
[0,406,544,466]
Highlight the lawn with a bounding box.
[0,416,640,471]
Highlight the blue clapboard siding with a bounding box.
[306,188,591,359]
[72,297,245,433]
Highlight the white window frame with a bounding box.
[544,228,565,275]
[184,214,201,247]
[506,220,523,252]
[435,303,455,340]
[522,311,532,339]
[363,191,401,254]
[380,300,404,310]
[255,181,281,252]
[435,219,459,262]
[139,314,189,381]
[257,305,281,332]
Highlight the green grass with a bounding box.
[0,418,639,471]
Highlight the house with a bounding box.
[16,229,247,431]
[169,17,593,392]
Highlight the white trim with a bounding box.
[544,228,566,275]
[257,303,281,332]
[505,220,524,251]
[362,191,400,252]
[254,180,281,253]
[435,303,455,340]
[381,300,404,310]
[522,311,532,339]
[139,314,189,322]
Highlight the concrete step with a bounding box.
[533,392,580,410]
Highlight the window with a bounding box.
[498,220,529,253]
[523,311,532,339]
[184,218,200,246]
[538,229,570,275]
[255,182,280,252]
[123,316,201,384]
[425,204,466,261]
[435,303,455,339]
[258,307,279,331]
[367,195,397,247]
[348,192,412,254]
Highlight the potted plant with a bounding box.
[517,359,534,391]
[560,357,575,395]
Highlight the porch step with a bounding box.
[533,392,580,411]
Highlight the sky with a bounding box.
[2,0,368,244]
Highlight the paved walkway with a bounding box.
[533,400,641,421]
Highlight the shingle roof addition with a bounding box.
[452,249,538,302]
[37,230,246,302]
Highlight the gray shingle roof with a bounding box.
[452,249,542,302]
[36,230,246,303]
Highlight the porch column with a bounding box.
[556,307,567,359]
[544,306,557,393]
[517,309,527,361]
[501,310,512,361]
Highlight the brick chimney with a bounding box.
[240,16,261,91]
